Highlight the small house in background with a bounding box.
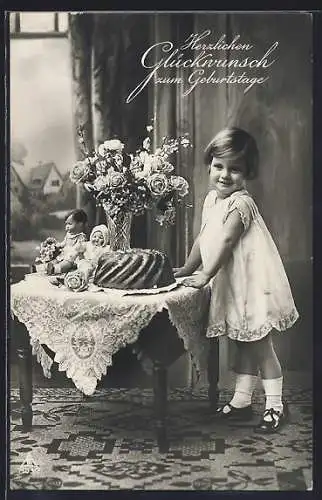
[28,161,63,195]
[11,161,30,198]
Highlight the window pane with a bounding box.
[10,38,76,199]
[20,12,54,33]
[58,12,69,32]
[9,13,17,33]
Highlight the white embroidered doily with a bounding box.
[88,281,181,295]
[11,275,211,395]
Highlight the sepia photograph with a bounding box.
[9,10,313,492]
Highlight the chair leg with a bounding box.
[153,361,168,453]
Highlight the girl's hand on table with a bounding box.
[173,267,190,278]
[182,271,211,289]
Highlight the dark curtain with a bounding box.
[68,13,149,247]
[146,14,195,268]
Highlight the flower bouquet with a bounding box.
[35,237,62,272]
[69,125,192,250]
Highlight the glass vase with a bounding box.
[104,211,132,251]
[35,263,47,274]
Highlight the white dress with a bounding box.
[199,189,299,341]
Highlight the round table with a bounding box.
[11,273,219,452]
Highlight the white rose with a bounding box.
[98,144,108,157]
[93,175,110,192]
[149,155,163,172]
[70,161,90,184]
[152,159,174,174]
[180,137,191,148]
[114,153,124,168]
[139,150,149,163]
[108,171,127,188]
[142,137,151,152]
[138,151,152,177]
[104,139,124,152]
[147,173,170,196]
[170,175,189,197]
[64,270,88,292]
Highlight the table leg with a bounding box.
[17,344,33,430]
[153,361,168,453]
[207,338,220,411]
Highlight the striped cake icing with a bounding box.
[93,248,175,290]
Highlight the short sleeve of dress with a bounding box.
[223,193,257,232]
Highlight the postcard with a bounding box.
[8,10,313,493]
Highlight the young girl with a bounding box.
[47,209,88,275]
[174,127,299,433]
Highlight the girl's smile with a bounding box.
[209,156,246,198]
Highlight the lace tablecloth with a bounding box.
[11,275,211,395]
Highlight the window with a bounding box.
[10,10,77,216]
[9,12,69,38]
[51,180,60,186]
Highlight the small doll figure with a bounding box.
[46,209,88,275]
[77,224,111,279]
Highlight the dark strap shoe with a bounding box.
[255,400,289,434]
[215,403,253,421]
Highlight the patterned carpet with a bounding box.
[10,385,312,491]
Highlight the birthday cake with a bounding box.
[93,248,175,290]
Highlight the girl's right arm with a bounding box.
[173,234,202,277]
[182,208,244,288]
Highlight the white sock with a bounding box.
[262,376,284,421]
[228,374,258,409]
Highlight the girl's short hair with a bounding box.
[204,127,259,180]
[65,209,88,225]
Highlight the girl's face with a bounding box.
[91,231,105,247]
[209,156,246,199]
[65,215,83,234]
